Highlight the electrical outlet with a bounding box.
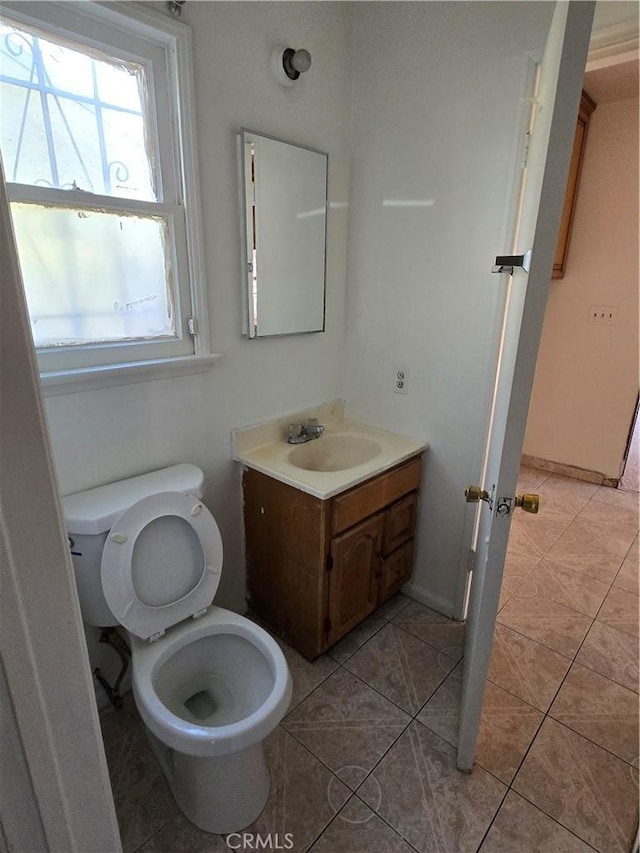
[587,305,617,325]
[393,365,409,395]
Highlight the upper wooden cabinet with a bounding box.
[243,454,423,659]
[552,90,596,279]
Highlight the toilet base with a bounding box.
[145,726,271,834]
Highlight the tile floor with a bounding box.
[101,468,639,853]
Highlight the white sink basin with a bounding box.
[288,435,382,472]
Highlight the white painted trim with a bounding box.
[402,581,455,619]
[40,352,222,396]
[588,19,639,65]
[0,166,121,851]
[1,0,212,371]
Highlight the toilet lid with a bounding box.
[101,492,223,641]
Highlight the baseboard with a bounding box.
[521,454,618,487]
[402,581,456,619]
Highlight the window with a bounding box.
[0,1,212,390]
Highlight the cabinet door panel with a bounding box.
[383,493,418,556]
[379,540,414,603]
[327,514,382,646]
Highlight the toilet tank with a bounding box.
[62,464,205,627]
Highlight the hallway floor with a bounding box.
[102,469,638,853]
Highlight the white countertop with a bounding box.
[233,413,427,500]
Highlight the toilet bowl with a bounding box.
[130,607,290,832]
[62,465,292,834]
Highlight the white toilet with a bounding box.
[62,464,292,834]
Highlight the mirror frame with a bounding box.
[239,129,328,339]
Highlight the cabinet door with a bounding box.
[382,492,418,556]
[327,514,382,646]
[379,540,414,604]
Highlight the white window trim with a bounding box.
[1,0,219,395]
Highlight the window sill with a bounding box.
[39,353,222,397]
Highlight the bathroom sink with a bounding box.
[287,435,382,472]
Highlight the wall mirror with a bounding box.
[239,130,328,338]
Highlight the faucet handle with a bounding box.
[307,417,319,427]
[288,423,303,440]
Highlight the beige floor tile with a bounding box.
[597,586,640,638]
[591,484,640,513]
[138,813,229,852]
[99,692,141,750]
[513,718,638,853]
[417,664,462,747]
[106,718,163,800]
[309,795,414,853]
[517,466,551,493]
[536,473,599,516]
[613,536,639,596]
[277,639,338,711]
[498,576,526,611]
[480,790,595,853]
[576,499,639,557]
[549,663,639,765]
[391,600,465,660]
[544,518,626,584]
[475,682,543,784]
[503,548,540,583]
[526,559,610,617]
[282,668,410,789]
[358,721,506,853]
[344,622,456,714]
[327,613,387,663]
[507,520,544,561]
[247,726,351,852]
[114,773,180,853]
[499,551,540,610]
[575,620,639,694]
[497,588,591,658]
[376,592,412,621]
[509,504,574,557]
[488,624,571,712]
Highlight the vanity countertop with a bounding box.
[233,415,427,500]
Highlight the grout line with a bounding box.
[473,785,512,852]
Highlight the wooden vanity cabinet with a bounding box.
[243,454,422,659]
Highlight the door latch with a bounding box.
[492,249,532,274]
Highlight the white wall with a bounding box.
[44,2,352,623]
[524,95,639,478]
[342,2,554,614]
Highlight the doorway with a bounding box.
[620,397,640,492]
[481,45,639,852]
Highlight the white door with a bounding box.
[457,1,595,772]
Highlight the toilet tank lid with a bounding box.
[62,464,205,535]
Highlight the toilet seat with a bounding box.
[101,492,223,641]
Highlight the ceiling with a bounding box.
[587,2,639,103]
[592,1,639,32]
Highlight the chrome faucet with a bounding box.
[287,418,325,444]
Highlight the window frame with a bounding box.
[0,0,216,394]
